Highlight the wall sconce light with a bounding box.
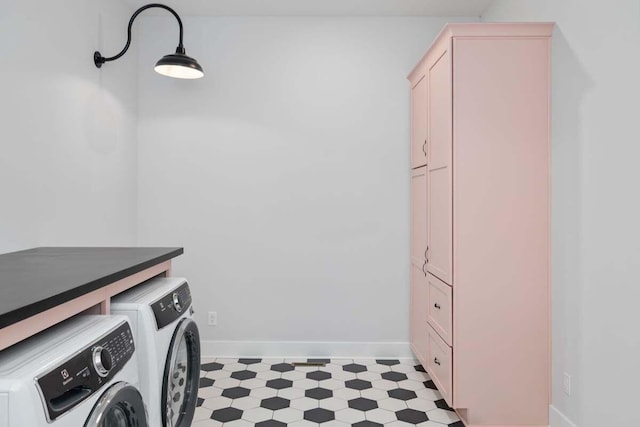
[94,3,204,79]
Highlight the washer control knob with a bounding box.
[93,346,113,378]
[172,292,183,313]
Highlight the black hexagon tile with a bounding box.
[388,388,417,400]
[261,397,290,411]
[435,398,454,411]
[238,358,262,365]
[256,421,287,427]
[414,364,426,372]
[305,387,333,400]
[201,362,224,371]
[211,407,243,422]
[396,408,429,424]
[196,397,204,407]
[231,370,257,380]
[376,359,400,366]
[306,370,332,381]
[348,397,378,411]
[424,379,438,390]
[222,386,251,399]
[266,378,293,389]
[381,371,408,382]
[353,421,384,427]
[304,407,335,423]
[199,377,214,388]
[271,362,295,373]
[343,363,367,373]
[345,379,372,390]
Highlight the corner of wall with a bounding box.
[479,0,498,21]
[550,405,578,427]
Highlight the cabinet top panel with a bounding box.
[407,22,554,81]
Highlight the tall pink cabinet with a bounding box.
[408,23,553,427]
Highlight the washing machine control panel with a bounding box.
[36,321,135,422]
[151,281,193,329]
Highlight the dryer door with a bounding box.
[162,318,201,427]
[85,382,148,426]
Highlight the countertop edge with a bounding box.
[0,247,183,329]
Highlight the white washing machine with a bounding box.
[0,315,147,427]
[111,277,200,427]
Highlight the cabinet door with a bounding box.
[411,74,428,168]
[411,166,428,273]
[426,44,453,285]
[410,166,428,364]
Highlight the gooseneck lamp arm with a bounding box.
[94,3,204,79]
[94,3,183,67]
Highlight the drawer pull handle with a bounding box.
[434,303,441,310]
[422,140,427,156]
[434,357,441,366]
[422,260,427,277]
[425,246,429,264]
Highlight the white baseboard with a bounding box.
[200,340,414,359]
[550,405,577,427]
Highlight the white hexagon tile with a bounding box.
[195,358,462,426]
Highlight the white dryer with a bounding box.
[0,315,147,427]
[111,277,200,427]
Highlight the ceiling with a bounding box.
[125,0,494,17]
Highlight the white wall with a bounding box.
[137,15,477,356]
[0,0,138,254]
[482,2,640,427]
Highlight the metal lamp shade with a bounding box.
[154,53,204,79]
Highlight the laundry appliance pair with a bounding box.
[0,277,200,427]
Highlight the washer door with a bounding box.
[85,382,148,427]
[162,318,201,427]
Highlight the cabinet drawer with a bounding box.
[427,273,452,346]
[427,322,453,407]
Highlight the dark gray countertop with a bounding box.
[0,247,183,328]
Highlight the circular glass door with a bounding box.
[162,318,201,427]
[85,382,148,427]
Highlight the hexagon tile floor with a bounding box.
[194,358,463,426]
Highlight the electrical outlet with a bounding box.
[208,311,217,326]
[563,373,571,395]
